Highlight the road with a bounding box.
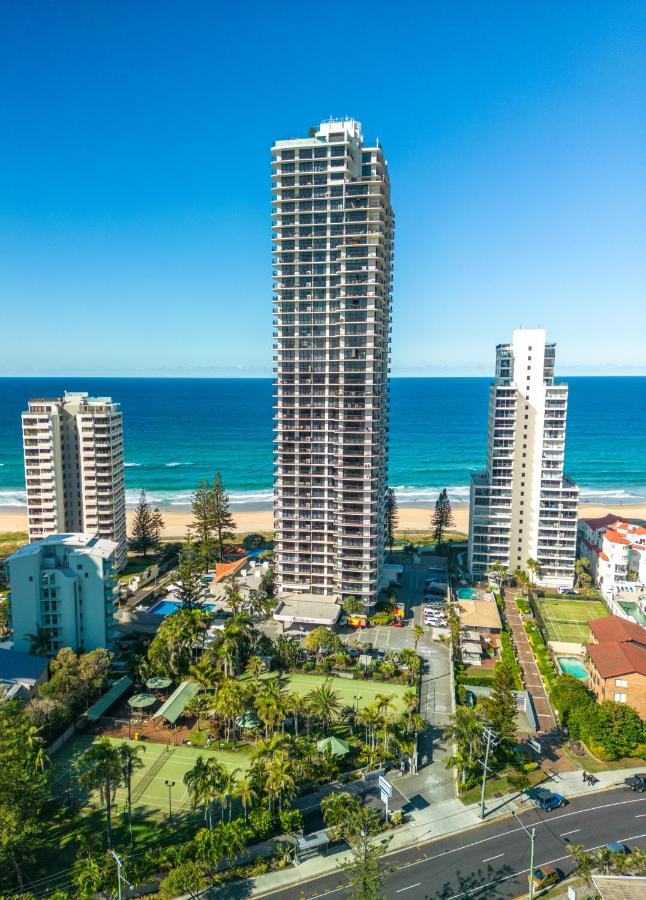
[259,788,646,899]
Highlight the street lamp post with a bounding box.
[513,812,536,900]
[165,779,175,824]
[110,850,133,900]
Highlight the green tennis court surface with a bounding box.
[52,735,251,820]
[537,598,607,643]
[283,673,408,712]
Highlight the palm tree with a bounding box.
[526,558,541,588]
[445,706,483,783]
[265,754,295,814]
[117,742,145,842]
[184,756,212,828]
[186,692,211,731]
[245,655,266,682]
[255,677,287,737]
[223,575,243,614]
[487,561,509,591]
[358,705,381,752]
[213,678,245,741]
[26,624,53,657]
[75,738,123,846]
[306,680,342,732]
[234,774,258,821]
[412,624,424,651]
[402,689,418,728]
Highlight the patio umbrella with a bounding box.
[128,693,157,709]
[316,736,350,756]
[235,711,261,730]
[146,676,172,691]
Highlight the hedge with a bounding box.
[500,630,523,690]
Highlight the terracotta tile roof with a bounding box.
[589,615,646,644]
[581,536,609,562]
[616,521,646,537]
[582,513,621,531]
[587,640,646,679]
[213,557,248,583]
[604,530,631,546]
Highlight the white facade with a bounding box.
[22,392,127,569]
[272,119,394,606]
[6,533,118,655]
[580,515,646,595]
[468,329,579,587]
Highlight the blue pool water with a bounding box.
[557,657,589,680]
[457,588,478,600]
[148,598,216,616]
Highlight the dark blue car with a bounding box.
[537,792,567,811]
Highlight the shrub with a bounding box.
[279,807,303,834]
[370,611,393,626]
[248,805,273,840]
[302,661,315,672]
[390,809,403,826]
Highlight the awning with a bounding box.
[151,680,201,725]
[84,676,133,722]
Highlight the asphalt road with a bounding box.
[260,788,646,899]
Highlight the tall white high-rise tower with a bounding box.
[21,392,127,570]
[468,329,579,587]
[272,119,394,606]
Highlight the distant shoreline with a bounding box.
[1,501,645,539]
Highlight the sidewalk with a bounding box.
[214,764,645,897]
[503,589,556,732]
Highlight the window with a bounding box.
[615,679,628,687]
[614,692,627,703]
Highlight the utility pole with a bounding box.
[513,812,536,900]
[110,850,133,900]
[165,779,175,824]
[478,725,499,819]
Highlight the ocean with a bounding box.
[0,377,644,511]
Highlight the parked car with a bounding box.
[624,776,646,792]
[558,588,578,596]
[605,842,629,855]
[531,866,561,892]
[536,791,567,811]
[424,604,444,613]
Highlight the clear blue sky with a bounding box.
[1,1,644,376]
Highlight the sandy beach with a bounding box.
[1,502,645,540]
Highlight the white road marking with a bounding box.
[395,883,421,893]
[560,829,580,836]
[636,813,646,818]
[482,853,504,862]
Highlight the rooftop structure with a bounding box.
[580,514,646,597]
[272,118,394,608]
[586,614,646,717]
[456,598,502,633]
[5,533,118,656]
[0,647,49,700]
[22,391,127,569]
[468,329,579,587]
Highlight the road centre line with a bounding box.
[395,883,421,893]
[482,853,504,862]
[560,828,580,836]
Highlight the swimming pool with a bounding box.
[147,598,217,617]
[557,656,588,680]
[457,588,478,600]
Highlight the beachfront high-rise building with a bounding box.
[468,329,579,588]
[272,119,394,607]
[21,392,127,570]
[5,533,118,655]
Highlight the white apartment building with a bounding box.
[272,119,393,607]
[468,329,579,588]
[22,392,127,569]
[5,533,118,655]
[580,514,646,594]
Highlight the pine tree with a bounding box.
[190,481,217,565]
[431,488,454,546]
[384,487,399,553]
[211,472,236,563]
[129,488,163,558]
[175,544,210,609]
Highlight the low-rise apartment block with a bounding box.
[586,615,646,718]
[580,513,646,595]
[5,533,118,656]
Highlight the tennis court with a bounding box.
[536,598,607,643]
[283,673,408,712]
[52,734,251,820]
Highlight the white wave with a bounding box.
[579,488,646,501]
[391,484,471,504]
[165,461,193,468]
[0,490,27,508]
[124,462,142,468]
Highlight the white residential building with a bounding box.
[271,119,394,607]
[580,514,646,594]
[468,329,579,587]
[22,392,127,569]
[5,533,118,655]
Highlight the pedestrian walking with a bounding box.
[582,770,588,783]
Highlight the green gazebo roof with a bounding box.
[316,736,350,756]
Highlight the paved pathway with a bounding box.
[503,589,556,733]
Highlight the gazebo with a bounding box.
[235,711,261,731]
[128,693,156,711]
[316,736,350,757]
[151,680,201,727]
[146,676,173,691]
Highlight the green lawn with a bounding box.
[283,673,409,712]
[52,734,251,821]
[536,598,607,643]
